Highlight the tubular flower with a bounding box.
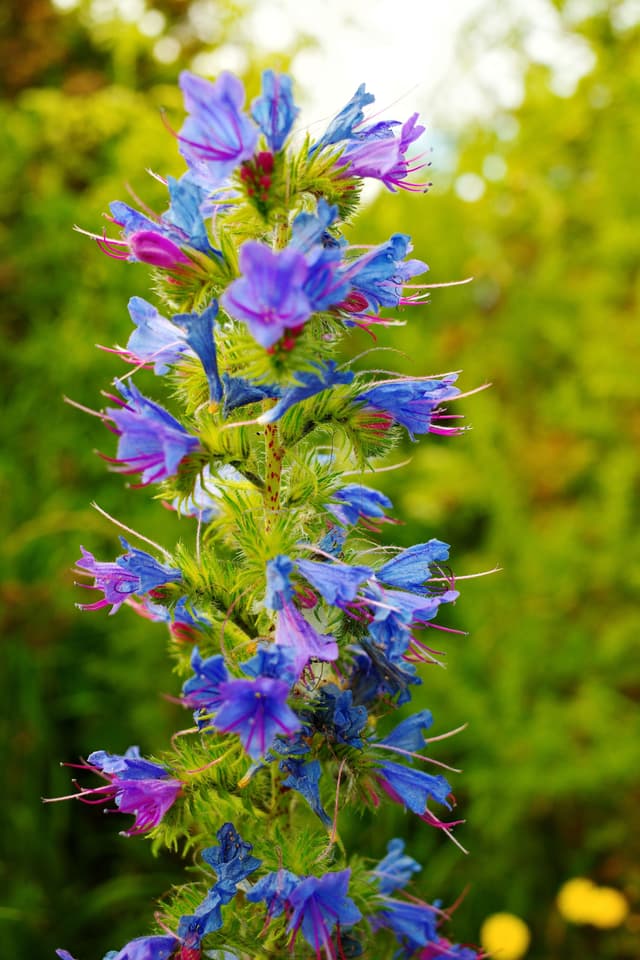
[251,69,299,152]
[213,676,301,759]
[287,869,362,957]
[172,302,223,405]
[357,376,462,440]
[75,538,181,614]
[57,936,178,960]
[258,362,354,424]
[275,599,339,676]
[373,838,422,895]
[375,897,439,954]
[105,381,200,485]
[178,71,258,188]
[326,483,393,527]
[221,241,312,348]
[348,233,428,312]
[122,297,190,374]
[377,539,451,592]
[47,746,182,837]
[296,557,373,608]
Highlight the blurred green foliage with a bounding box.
[1,3,639,959]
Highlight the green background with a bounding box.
[1,1,639,957]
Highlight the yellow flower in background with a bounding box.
[556,877,598,924]
[480,912,531,959]
[556,877,629,928]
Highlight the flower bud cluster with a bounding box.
[54,69,485,960]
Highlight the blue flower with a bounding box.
[378,710,434,754]
[280,757,331,825]
[179,71,258,187]
[357,377,461,440]
[202,822,262,903]
[375,759,451,813]
[375,897,438,953]
[241,642,298,685]
[123,297,189,374]
[327,483,393,526]
[172,302,223,404]
[420,939,481,960]
[57,936,178,960]
[75,539,181,614]
[221,241,311,348]
[377,539,451,592]
[350,642,421,707]
[105,381,199,485]
[258,362,354,424]
[296,557,372,607]
[318,524,348,557]
[222,372,281,416]
[264,555,296,610]
[181,646,229,715]
[287,869,362,955]
[164,173,213,254]
[304,684,368,748]
[349,234,428,311]
[373,838,422,895]
[312,83,375,152]
[213,676,301,759]
[87,746,168,781]
[290,199,339,253]
[177,890,223,946]
[251,70,299,152]
[246,868,300,918]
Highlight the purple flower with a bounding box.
[258,362,354,424]
[105,381,199,485]
[179,71,258,187]
[296,557,372,607]
[213,676,301,759]
[357,377,461,440]
[128,230,193,270]
[221,241,312,348]
[374,838,422,895]
[377,540,451,592]
[48,748,182,837]
[342,113,428,192]
[57,936,178,960]
[123,297,189,374]
[172,302,223,404]
[251,70,299,152]
[327,483,393,527]
[75,539,181,614]
[287,869,362,956]
[275,600,339,676]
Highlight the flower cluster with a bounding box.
[54,69,486,960]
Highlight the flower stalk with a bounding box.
[52,69,489,960]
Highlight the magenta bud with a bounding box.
[129,230,191,269]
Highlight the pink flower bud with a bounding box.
[129,230,192,269]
